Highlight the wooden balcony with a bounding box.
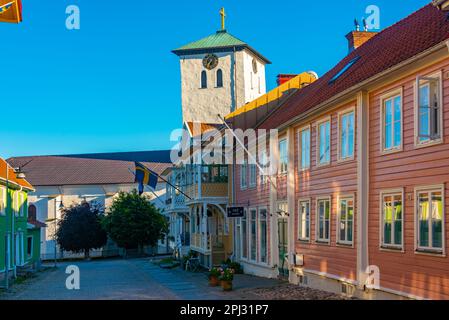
[165,194,187,211]
[185,182,228,200]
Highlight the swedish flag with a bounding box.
[135,162,158,195]
[0,0,22,23]
[0,2,13,14]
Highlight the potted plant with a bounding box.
[219,267,235,291]
[208,267,221,287]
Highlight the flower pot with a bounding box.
[221,280,233,291]
[209,276,219,287]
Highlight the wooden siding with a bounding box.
[294,101,358,281]
[235,163,272,264]
[368,58,449,299]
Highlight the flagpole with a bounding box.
[217,114,278,191]
[127,168,166,206]
[136,162,192,200]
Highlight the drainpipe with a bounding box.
[357,91,370,289]
[3,163,9,288]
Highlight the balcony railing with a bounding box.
[190,233,212,253]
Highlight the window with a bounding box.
[329,56,360,84]
[13,191,19,216]
[0,186,6,215]
[298,127,311,170]
[337,197,354,245]
[316,198,331,243]
[279,139,288,174]
[259,208,268,263]
[259,150,269,185]
[28,204,37,221]
[216,69,223,88]
[317,120,331,165]
[201,71,207,89]
[19,192,26,217]
[339,111,355,160]
[381,192,403,249]
[240,159,247,189]
[298,200,310,241]
[416,187,444,253]
[27,236,33,258]
[416,74,442,145]
[382,93,402,152]
[241,211,248,259]
[250,208,257,261]
[249,163,257,187]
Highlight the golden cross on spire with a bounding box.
[220,7,226,30]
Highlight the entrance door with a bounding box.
[277,202,289,278]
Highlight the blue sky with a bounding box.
[0,0,430,158]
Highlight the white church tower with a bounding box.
[172,8,271,125]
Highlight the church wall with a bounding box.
[180,52,234,124]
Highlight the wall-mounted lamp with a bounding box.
[14,167,26,179]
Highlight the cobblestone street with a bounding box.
[0,258,348,300]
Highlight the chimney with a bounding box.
[433,0,449,11]
[346,31,377,52]
[277,74,296,86]
[346,18,377,53]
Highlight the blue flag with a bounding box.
[134,162,158,195]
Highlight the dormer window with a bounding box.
[329,56,360,84]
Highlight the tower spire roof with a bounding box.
[172,30,271,64]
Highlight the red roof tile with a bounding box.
[7,156,171,187]
[259,4,449,130]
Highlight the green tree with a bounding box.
[56,202,108,260]
[102,190,168,254]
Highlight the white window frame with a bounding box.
[414,71,444,148]
[337,108,356,162]
[298,198,311,242]
[316,196,331,244]
[240,159,247,190]
[297,125,311,171]
[13,190,19,216]
[249,207,258,262]
[379,189,404,251]
[336,195,355,246]
[259,150,268,185]
[316,117,331,167]
[241,209,248,260]
[380,88,403,154]
[0,186,6,216]
[19,192,26,217]
[258,207,268,265]
[414,184,445,256]
[279,138,288,174]
[249,163,257,188]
